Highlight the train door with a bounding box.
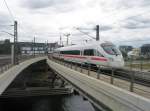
[80,50,86,63]
[83,49,95,64]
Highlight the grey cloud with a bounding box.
[22,0,44,9]
[0,13,13,32]
[96,0,139,11]
[22,0,58,9]
[117,0,150,9]
[139,0,150,7]
[21,0,76,13]
[0,13,13,39]
[85,22,113,31]
[99,0,150,11]
[100,25,113,31]
[123,16,150,29]
[0,13,11,24]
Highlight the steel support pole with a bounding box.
[130,71,134,92]
[80,63,83,73]
[96,25,99,41]
[110,68,114,84]
[11,44,15,65]
[14,21,18,65]
[97,65,100,79]
[88,64,90,76]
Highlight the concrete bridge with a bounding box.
[0,56,150,111]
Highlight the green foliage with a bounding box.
[0,39,11,54]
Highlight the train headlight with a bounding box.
[109,58,114,61]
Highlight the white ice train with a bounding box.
[53,41,124,68]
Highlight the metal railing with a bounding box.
[125,57,150,72]
[0,64,13,74]
[49,56,150,98]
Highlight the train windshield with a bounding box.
[101,43,120,55]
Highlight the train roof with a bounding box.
[55,41,113,51]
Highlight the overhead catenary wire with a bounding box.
[0,24,14,31]
[0,0,15,37]
[3,0,15,21]
[1,0,15,41]
[75,28,96,40]
[0,24,13,27]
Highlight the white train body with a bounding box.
[53,41,124,68]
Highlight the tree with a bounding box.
[0,39,11,54]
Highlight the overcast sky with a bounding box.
[0,0,150,47]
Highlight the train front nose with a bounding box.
[113,60,124,68]
[108,56,124,68]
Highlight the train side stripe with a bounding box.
[64,55,107,61]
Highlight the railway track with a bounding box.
[90,66,150,87]
[114,69,150,87]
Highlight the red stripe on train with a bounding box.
[91,57,108,61]
[64,55,107,61]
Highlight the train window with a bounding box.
[97,51,104,57]
[101,43,120,55]
[61,50,80,55]
[84,49,94,56]
[60,51,64,54]
[70,50,80,55]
